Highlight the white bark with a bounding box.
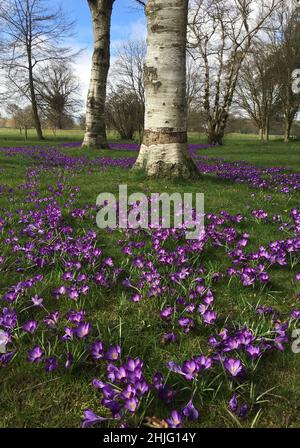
[82,0,114,148]
[134,0,198,178]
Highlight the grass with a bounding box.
[0,130,300,428]
[200,137,300,171]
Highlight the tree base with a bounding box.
[207,133,224,146]
[82,133,108,149]
[133,143,199,179]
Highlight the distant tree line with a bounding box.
[1,0,300,146]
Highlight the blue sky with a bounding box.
[51,1,146,100]
[53,0,145,49]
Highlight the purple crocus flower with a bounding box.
[0,307,17,330]
[62,326,74,341]
[241,273,255,286]
[202,310,217,325]
[45,357,58,372]
[178,317,195,333]
[160,306,173,319]
[245,345,262,359]
[229,394,249,418]
[67,286,79,301]
[198,303,209,315]
[167,361,181,374]
[0,351,16,365]
[31,295,43,306]
[90,340,104,360]
[22,320,38,334]
[131,293,141,303]
[104,400,124,419]
[291,309,300,320]
[124,397,138,413]
[82,409,107,428]
[68,310,85,324]
[0,330,11,347]
[238,404,249,418]
[162,332,177,344]
[28,346,44,363]
[166,410,183,428]
[152,372,164,390]
[182,400,199,421]
[194,354,212,370]
[43,311,59,327]
[65,352,73,369]
[224,358,244,377]
[182,360,199,380]
[259,272,269,283]
[102,385,118,400]
[75,322,90,338]
[62,271,74,281]
[52,286,66,298]
[229,394,238,412]
[105,345,121,361]
[92,379,106,390]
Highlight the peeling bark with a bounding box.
[82,0,114,148]
[134,0,198,179]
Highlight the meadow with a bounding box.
[0,129,299,428]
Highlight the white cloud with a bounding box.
[75,49,92,107]
[76,18,147,107]
[129,18,147,40]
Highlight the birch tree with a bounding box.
[235,44,279,141]
[134,0,198,178]
[82,0,115,148]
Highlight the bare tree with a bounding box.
[235,43,279,141]
[7,103,34,139]
[189,0,284,145]
[82,0,115,148]
[134,0,198,178]
[108,39,146,141]
[115,39,146,107]
[106,87,142,140]
[0,0,77,140]
[35,62,82,130]
[186,56,203,116]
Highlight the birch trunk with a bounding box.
[134,0,198,178]
[82,0,114,148]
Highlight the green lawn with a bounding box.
[0,131,300,428]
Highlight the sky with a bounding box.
[52,0,146,102]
